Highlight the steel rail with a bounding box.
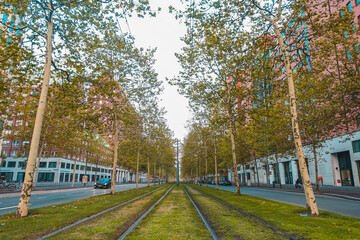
[38,185,168,240]
[183,185,220,240]
[117,184,175,240]
[190,185,297,240]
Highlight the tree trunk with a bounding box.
[147,156,150,187]
[136,147,140,190]
[275,153,282,189]
[159,165,161,184]
[198,160,202,186]
[111,120,119,195]
[196,160,199,185]
[242,164,246,185]
[272,20,319,216]
[94,161,98,184]
[312,142,320,191]
[205,140,208,187]
[32,142,44,190]
[254,156,260,187]
[153,161,156,186]
[226,80,241,196]
[214,138,218,190]
[72,151,81,188]
[16,18,53,218]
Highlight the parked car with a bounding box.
[94,178,111,189]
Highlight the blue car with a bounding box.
[94,178,112,189]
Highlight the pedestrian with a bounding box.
[295,178,302,188]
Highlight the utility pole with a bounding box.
[176,139,179,186]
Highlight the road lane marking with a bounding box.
[0,205,17,210]
[0,203,31,211]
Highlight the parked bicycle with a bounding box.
[0,180,22,191]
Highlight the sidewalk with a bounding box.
[245,183,360,201]
[0,181,135,194]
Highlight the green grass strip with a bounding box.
[48,186,169,239]
[126,185,212,240]
[0,184,168,239]
[192,184,360,240]
[187,186,287,239]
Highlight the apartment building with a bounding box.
[228,0,360,187]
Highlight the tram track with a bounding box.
[183,185,220,240]
[188,185,297,240]
[38,185,168,240]
[117,184,175,240]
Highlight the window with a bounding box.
[39,162,47,168]
[18,161,25,168]
[48,162,57,168]
[7,161,16,167]
[61,162,65,168]
[10,151,17,157]
[2,140,9,147]
[1,160,6,167]
[66,163,71,169]
[2,151,8,157]
[22,141,30,147]
[353,140,360,153]
[37,173,55,182]
[347,1,352,12]
[12,141,19,147]
[80,166,85,171]
[3,130,11,135]
[76,165,80,170]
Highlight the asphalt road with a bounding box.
[207,184,360,218]
[0,183,148,215]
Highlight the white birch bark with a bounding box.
[16,17,53,218]
[226,80,241,196]
[111,120,119,195]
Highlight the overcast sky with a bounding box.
[127,0,190,141]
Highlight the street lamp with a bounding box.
[176,139,179,186]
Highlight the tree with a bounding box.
[2,0,154,217]
[250,0,319,216]
[170,0,255,195]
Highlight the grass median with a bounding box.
[49,186,168,239]
[0,184,168,239]
[126,185,212,240]
[187,186,287,239]
[192,184,360,240]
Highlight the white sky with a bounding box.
[127,0,190,141]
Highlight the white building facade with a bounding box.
[228,131,360,187]
[0,157,132,184]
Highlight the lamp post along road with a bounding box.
[176,139,179,186]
